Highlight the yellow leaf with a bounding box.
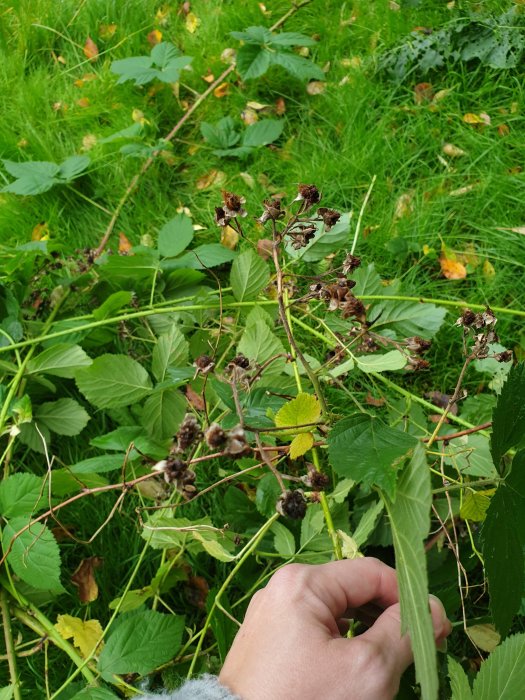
[202,71,215,84]
[220,225,239,250]
[155,5,171,26]
[55,615,104,658]
[460,489,496,522]
[213,82,230,99]
[32,222,49,241]
[99,23,117,40]
[275,393,321,433]
[185,12,200,33]
[132,108,149,124]
[337,530,363,559]
[440,255,467,280]
[118,232,133,254]
[196,169,226,190]
[467,624,500,652]
[77,97,90,108]
[463,112,490,125]
[483,260,495,278]
[442,143,466,158]
[289,432,314,459]
[147,29,162,47]
[83,36,99,62]
[496,225,525,235]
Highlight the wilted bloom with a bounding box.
[225,426,251,456]
[214,206,230,227]
[293,184,321,212]
[257,198,286,225]
[276,490,307,519]
[205,423,227,449]
[317,207,341,231]
[405,336,432,354]
[494,350,513,363]
[176,414,203,451]
[193,355,215,374]
[456,308,477,327]
[290,226,316,249]
[342,253,361,275]
[221,190,247,218]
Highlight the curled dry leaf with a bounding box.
[185,384,205,411]
[443,143,466,158]
[213,82,230,99]
[366,393,386,407]
[239,171,255,189]
[439,253,467,280]
[414,82,434,104]
[202,71,215,84]
[449,183,478,197]
[83,37,99,62]
[221,48,236,64]
[257,239,273,260]
[306,81,326,95]
[32,222,49,241]
[147,29,163,46]
[498,124,510,137]
[81,134,97,151]
[196,169,226,190]
[71,556,103,603]
[275,97,286,115]
[496,225,525,235]
[76,97,90,108]
[118,232,133,254]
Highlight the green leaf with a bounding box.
[460,490,494,522]
[201,117,240,150]
[355,350,407,373]
[369,300,447,339]
[98,249,160,287]
[472,632,525,699]
[242,119,284,147]
[444,434,497,478]
[482,451,525,636]
[69,455,125,475]
[448,656,473,700]
[152,326,189,382]
[269,31,317,47]
[76,355,152,409]
[383,443,437,700]
[192,532,235,562]
[0,473,44,518]
[35,398,90,436]
[270,51,324,80]
[70,688,119,699]
[238,320,286,380]
[111,56,156,84]
[275,393,321,432]
[285,212,352,262]
[230,249,270,302]
[99,122,143,144]
[272,521,296,556]
[174,243,236,269]
[490,363,525,470]
[2,517,62,592]
[26,343,92,378]
[142,388,186,441]
[58,155,90,181]
[328,414,417,498]
[92,291,133,320]
[230,26,273,44]
[97,609,185,681]
[158,214,194,258]
[2,160,59,195]
[235,45,272,80]
[0,687,13,700]
[110,44,192,86]
[353,499,384,548]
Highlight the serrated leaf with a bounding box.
[460,489,495,522]
[0,473,44,518]
[69,455,125,475]
[35,398,90,436]
[152,326,189,382]
[58,155,90,181]
[275,393,320,431]
[383,443,437,700]
[268,32,317,47]
[490,363,525,470]
[448,656,473,700]
[270,51,324,81]
[272,521,296,556]
[230,26,273,44]
[1,160,60,195]
[157,214,194,257]
[328,414,417,498]
[472,632,525,698]
[174,243,236,269]
[192,532,235,562]
[55,615,103,658]
[369,300,447,339]
[353,499,384,548]
[97,609,185,680]
[99,122,143,144]
[76,355,152,409]
[71,688,118,699]
[230,249,270,301]
[26,344,92,378]
[482,451,525,636]
[355,350,407,373]
[241,119,284,147]
[2,517,62,592]
[289,432,314,459]
[235,45,271,80]
[141,388,186,441]
[238,320,286,380]
[92,291,133,320]
[200,117,240,150]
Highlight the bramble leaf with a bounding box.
[490,363,525,470]
[35,398,90,436]
[241,119,284,147]
[0,473,44,518]
[152,326,189,382]
[275,393,321,432]
[230,249,270,302]
[141,388,186,441]
[289,432,314,459]
[472,632,525,698]
[26,343,92,378]
[55,615,104,658]
[76,355,152,408]
[157,214,194,258]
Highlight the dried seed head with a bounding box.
[276,489,307,519]
[214,206,230,227]
[289,225,317,250]
[317,207,341,231]
[407,357,430,371]
[176,414,203,451]
[302,465,330,491]
[221,190,247,218]
[257,198,286,225]
[341,296,366,321]
[342,253,361,275]
[456,309,477,327]
[494,350,513,363]
[205,423,227,449]
[229,353,250,370]
[194,355,215,374]
[294,184,321,211]
[225,425,251,456]
[405,336,432,355]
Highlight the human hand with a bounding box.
[219,558,451,700]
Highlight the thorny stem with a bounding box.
[186,513,280,679]
[1,588,22,700]
[94,0,314,256]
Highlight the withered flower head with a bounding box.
[214,206,230,227]
[481,307,497,327]
[205,423,227,449]
[228,353,250,370]
[407,357,430,371]
[225,425,251,456]
[290,226,317,250]
[293,184,321,211]
[341,297,366,321]
[494,350,513,363]
[456,309,477,327]
[342,253,361,275]
[152,458,196,497]
[405,336,432,355]
[302,465,330,492]
[317,207,341,231]
[194,355,215,374]
[257,198,286,225]
[221,190,247,218]
[276,489,307,519]
[176,414,203,451]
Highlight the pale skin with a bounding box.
[219,558,451,700]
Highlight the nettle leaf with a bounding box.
[35,398,90,436]
[482,451,525,636]
[383,444,437,700]
[26,343,92,378]
[157,214,194,258]
[152,326,189,382]
[328,414,417,499]
[2,157,90,195]
[2,517,63,592]
[268,31,317,48]
[97,609,185,680]
[230,249,270,301]
[241,119,284,147]
[201,117,240,150]
[0,473,44,518]
[275,393,321,432]
[111,42,192,85]
[58,155,91,181]
[490,363,525,470]
[76,355,152,409]
[355,350,407,373]
[142,388,186,441]
[472,632,525,699]
[238,320,286,380]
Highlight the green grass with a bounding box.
[1,0,525,694]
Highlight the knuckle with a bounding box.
[352,639,395,696]
[266,563,309,597]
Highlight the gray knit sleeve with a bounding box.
[141,674,241,700]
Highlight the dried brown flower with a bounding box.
[176,414,203,451]
[221,190,247,218]
[405,336,432,355]
[257,198,286,225]
[407,357,430,371]
[494,350,513,363]
[225,426,251,456]
[302,465,330,492]
[205,423,227,449]
[293,184,321,212]
[317,207,341,231]
[194,355,215,374]
[214,206,230,227]
[342,253,362,275]
[276,489,307,519]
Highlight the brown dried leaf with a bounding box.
[201,71,215,84]
[449,183,477,197]
[414,82,434,104]
[118,232,133,254]
[185,575,209,608]
[76,97,90,108]
[213,82,230,98]
[83,37,99,62]
[463,112,490,125]
[275,97,286,115]
[147,29,163,46]
[32,222,49,241]
[366,393,386,407]
[196,169,226,190]
[71,556,103,603]
[498,123,510,137]
[81,134,97,151]
[440,254,467,280]
[306,81,326,95]
[185,385,205,411]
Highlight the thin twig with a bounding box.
[1,589,21,700]
[423,422,492,443]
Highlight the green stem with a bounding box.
[359,295,525,319]
[1,589,22,700]
[186,513,279,679]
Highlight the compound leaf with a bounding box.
[35,398,90,436]
[0,473,44,518]
[152,326,189,382]
[27,343,92,379]
[241,119,284,148]
[2,517,62,592]
[76,355,152,409]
